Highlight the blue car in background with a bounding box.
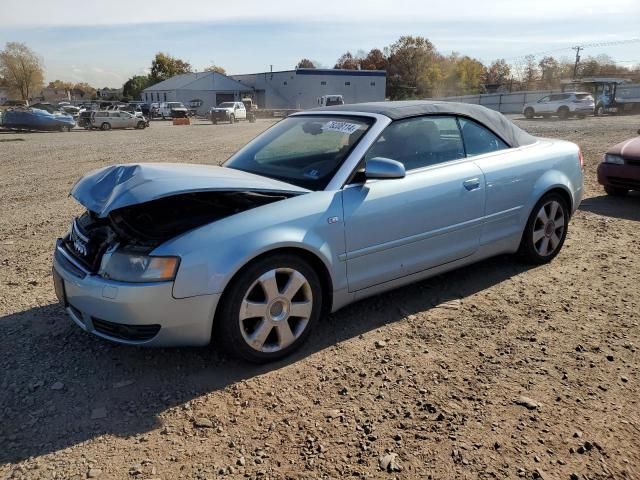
[1,107,75,132]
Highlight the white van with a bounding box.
[317,95,345,107]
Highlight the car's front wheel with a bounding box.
[101,122,111,131]
[216,254,323,362]
[518,193,569,264]
[524,107,534,119]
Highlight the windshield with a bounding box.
[218,102,235,108]
[225,115,373,190]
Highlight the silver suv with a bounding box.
[523,92,595,119]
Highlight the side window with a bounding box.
[365,116,465,171]
[538,96,550,103]
[458,117,509,157]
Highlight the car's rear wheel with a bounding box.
[230,114,235,124]
[524,107,534,119]
[518,193,569,264]
[558,107,569,120]
[595,104,605,116]
[216,254,323,363]
[604,185,628,196]
[101,122,111,131]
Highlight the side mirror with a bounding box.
[365,157,406,180]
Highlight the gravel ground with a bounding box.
[0,115,639,480]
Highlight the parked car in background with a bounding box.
[77,110,94,129]
[61,105,80,118]
[523,92,594,119]
[209,101,246,124]
[53,101,583,362]
[158,102,188,119]
[90,111,148,130]
[149,103,159,118]
[597,129,640,195]
[2,107,75,132]
[317,95,345,107]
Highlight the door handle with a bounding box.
[463,178,481,191]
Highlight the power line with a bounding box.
[503,38,640,63]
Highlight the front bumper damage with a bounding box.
[53,239,219,347]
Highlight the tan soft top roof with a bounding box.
[314,100,537,147]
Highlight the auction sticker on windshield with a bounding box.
[322,121,361,135]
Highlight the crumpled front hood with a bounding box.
[71,163,309,217]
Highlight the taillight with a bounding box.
[578,148,584,170]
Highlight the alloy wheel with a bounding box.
[532,200,565,256]
[238,268,313,353]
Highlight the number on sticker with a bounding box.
[322,121,360,135]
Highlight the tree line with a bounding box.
[1,39,638,103]
[297,36,638,99]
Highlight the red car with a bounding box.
[597,130,640,196]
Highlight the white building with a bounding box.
[231,68,386,109]
[142,71,253,115]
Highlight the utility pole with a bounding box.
[572,46,583,79]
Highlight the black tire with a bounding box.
[604,186,628,196]
[101,122,111,131]
[558,107,569,120]
[524,107,534,119]
[518,192,569,264]
[595,104,605,116]
[229,114,235,124]
[215,254,323,363]
[137,121,146,129]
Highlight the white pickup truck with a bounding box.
[158,102,189,119]
[209,101,247,124]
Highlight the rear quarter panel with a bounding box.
[473,139,583,249]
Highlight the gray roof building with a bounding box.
[142,71,253,115]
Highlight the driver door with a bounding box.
[342,115,485,292]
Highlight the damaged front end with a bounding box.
[61,190,293,280]
[58,163,306,280]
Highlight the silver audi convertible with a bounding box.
[53,101,583,362]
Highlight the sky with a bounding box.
[1,0,639,87]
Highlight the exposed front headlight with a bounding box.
[100,251,180,283]
[603,154,624,165]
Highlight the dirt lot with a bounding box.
[1,114,639,480]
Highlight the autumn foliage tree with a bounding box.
[296,58,316,69]
[334,52,360,70]
[0,42,44,100]
[149,52,192,83]
[204,64,226,74]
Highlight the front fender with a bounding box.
[153,191,346,299]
